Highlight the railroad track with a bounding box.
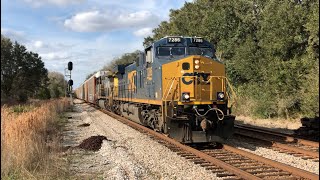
[234,124,319,161]
[80,103,319,180]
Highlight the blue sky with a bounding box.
[1,0,192,87]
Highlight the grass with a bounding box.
[11,104,36,113]
[1,98,71,179]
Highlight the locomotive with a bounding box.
[75,36,236,143]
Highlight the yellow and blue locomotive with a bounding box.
[75,36,236,143]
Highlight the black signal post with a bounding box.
[65,61,73,105]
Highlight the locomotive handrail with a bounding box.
[208,76,237,108]
[162,77,177,101]
[162,77,178,134]
[224,77,237,107]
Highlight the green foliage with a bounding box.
[86,50,141,80]
[144,0,319,118]
[36,87,51,100]
[304,1,319,58]
[85,71,97,80]
[1,35,49,102]
[12,104,35,113]
[47,71,67,98]
[2,170,21,180]
[299,61,319,117]
[102,50,141,71]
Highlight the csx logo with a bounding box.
[182,72,210,85]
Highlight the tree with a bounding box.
[299,1,319,117]
[47,71,67,98]
[1,35,14,100]
[103,50,141,71]
[143,0,319,118]
[85,71,97,80]
[1,35,48,102]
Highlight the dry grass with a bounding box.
[1,98,70,179]
[236,115,301,130]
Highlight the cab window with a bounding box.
[188,47,218,60]
[146,50,152,63]
[157,47,185,56]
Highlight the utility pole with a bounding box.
[65,61,73,106]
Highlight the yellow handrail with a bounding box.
[162,77,176,101]
[224,77,237,107]
[208,76,237,107]
[161,77,177,133]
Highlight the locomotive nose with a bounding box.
[162,55,227,104]
[179,56,220,103]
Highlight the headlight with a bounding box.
[194,59,200,64]
[195,65,200,69]
[217,92,224,100]
[182,92,191,102]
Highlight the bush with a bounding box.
[37,87,51,100]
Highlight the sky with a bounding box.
[1,0,192,87]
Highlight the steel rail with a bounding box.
[235,124,319,148]
[80,101,319,180]
[101,109,260,180]
[235,132,319,159]
[97,107,318,180]
[223,145,319,180]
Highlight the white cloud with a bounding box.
[133,27,153,37]
[2,0,190,87]
[1,28,28,43]
[64,10,160,32]
[23,0,85,7]
[34,40,43,48]
[26,40,75,54]
[89,0,157,12]
[40,52,70,60]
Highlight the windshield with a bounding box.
[157,47,185,56]
[189,47,214,58]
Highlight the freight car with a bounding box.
[75,36,236,144]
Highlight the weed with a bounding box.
[11,104,35,113]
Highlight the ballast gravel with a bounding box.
[62,100,222,180]
[226,136,319,175]
[62,100,318,179]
